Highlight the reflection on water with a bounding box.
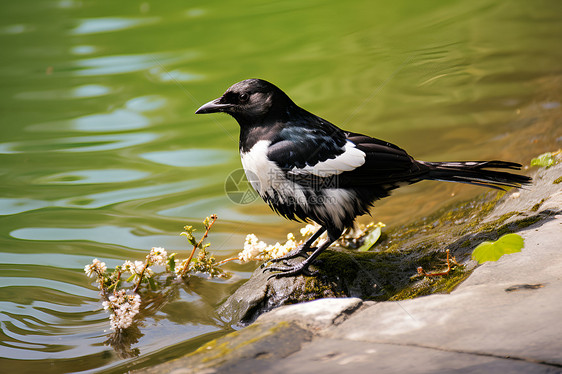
[71,17,159,35]
[160,195,282,225]
[0,198,50,215]
[72,109,151,132]
[70,45,97,55]
[74,52,198,76]
[125,95,167,111]
[149,67,204,83]
[38,169,150,185]
[56,179,206,208]
[140,149,233,167]
[1,0,561,372]
[0,133,159,153]
[14,84,111,100]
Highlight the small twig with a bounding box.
[107,269,122,292]
[180,214,218,277]
[133,261,149,293]
[97,271,110,301]
[216,256,238,265]
[417,249,460,277]
[115,270,122,284]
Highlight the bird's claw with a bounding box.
[267,247,313,264]
[264,262,319,280]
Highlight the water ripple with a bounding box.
[70,45,97,55]
[38,169,149,185]
[160,196,281,225]
[148,67,204,83]
[0,278,97,298]
[0,133,158,154]
[0,253,100,269]
[56,178,205,209]
[72,109,151,132]
[14,84,112,100]
[140,149,233,167]
[0,198,49,215]
[11,225,187,251]
[74,51,197,76]
[71,17,159,35]
[125,95,167,112]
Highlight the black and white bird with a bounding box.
[195,78,531,277]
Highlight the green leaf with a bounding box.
[471,233,524,264]
[530,152,555,168]
[358,226,382,252]
[168,253,176,272]
[148,277,157,291]
[181,231,198,246]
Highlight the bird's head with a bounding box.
[195,79,293,126]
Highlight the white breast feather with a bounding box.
[240,140,275,195]
[241,139,361,228]
[291,140,365,177]
[241,140,306,205]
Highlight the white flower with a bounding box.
[300,223,320,237]
[84,258,107,278]
[122,259,153,278]
[267,242,283,259]
[267,234,299,259]
[133,260,145,275]
[121,260,135,274]
[238,232,301,263]
[238,234,268,263]
[143,266,154,278]
[174,259,187,277]
[105,290,141,330]
[147,247,168,265]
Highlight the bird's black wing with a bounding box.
[267,125,345,168]
[338,132,428,187]
[266,109,429,189]
[266,118,373,188]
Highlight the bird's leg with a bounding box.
[267,226,326,264]
[265,229,341,278]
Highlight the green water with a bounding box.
[1,0,561,372]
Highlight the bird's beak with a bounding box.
[195,97,230,114]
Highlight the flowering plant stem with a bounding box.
[107,270,122,294]
[180,214,218,277]
[133,262,150,293]
[216,257,239,265]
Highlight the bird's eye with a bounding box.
[239,93,249,102]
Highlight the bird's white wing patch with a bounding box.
[291,140,366,177]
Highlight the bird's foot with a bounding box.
[263,260,319,279]
[267,245,315,265]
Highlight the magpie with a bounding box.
[195,78,531,277]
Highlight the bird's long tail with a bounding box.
[420,160,532,190]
